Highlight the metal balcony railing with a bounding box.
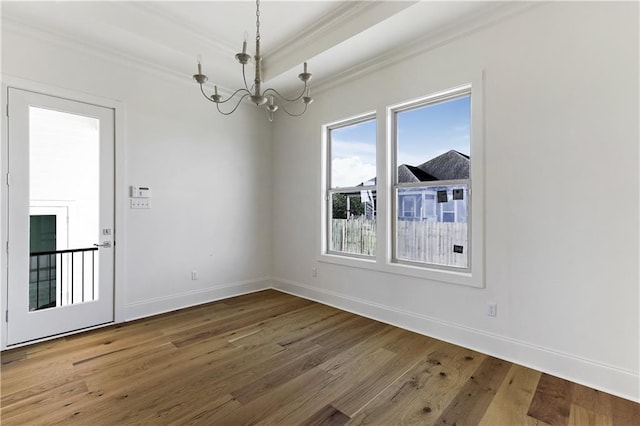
[29,247,98,311]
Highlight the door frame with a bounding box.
[1,75,127,350]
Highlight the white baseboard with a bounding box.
[272,277,639,403]
[124,278,272,322]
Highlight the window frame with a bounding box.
[319,73,484,288]
[322,112,377,260]
[391,86,473,273]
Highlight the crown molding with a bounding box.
[265,1,372,64]
[0,15,260,107]
[1,15,193,86]
[309,2,540,96]
[264,1,416,80]
[0,14,273,108]
[124,1,238,57]
[1,15,244,102]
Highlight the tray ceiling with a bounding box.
[1,1,512,93]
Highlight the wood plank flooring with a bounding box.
[1,290,638,425]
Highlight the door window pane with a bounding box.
[29,107,100,309]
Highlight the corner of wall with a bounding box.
[124,277,272,322]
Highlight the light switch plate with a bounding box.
[131,186,151,198]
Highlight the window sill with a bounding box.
[318,252,483,288]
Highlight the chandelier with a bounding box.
[192,0,313,122]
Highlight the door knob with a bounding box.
[93,242,112,248]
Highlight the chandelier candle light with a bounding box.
[193,0,313,122]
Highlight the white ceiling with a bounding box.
[1,1,508,94]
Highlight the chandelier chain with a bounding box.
[256,0,261,42]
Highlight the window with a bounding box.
[321,76,483,287]
[392,87,471,270]
[325,115,376,257]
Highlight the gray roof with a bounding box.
[397,150,469,183]
[415,150,469,181]
[398,164,436,183]
[359,150,470,186]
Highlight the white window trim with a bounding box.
[319,71,484,289]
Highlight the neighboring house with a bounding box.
[397,150,469,222]
[346,150,469,222]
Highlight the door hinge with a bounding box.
[5,104,8,117]
[5,173,9,186]
[5,310,8,322]
[5,241,8,254]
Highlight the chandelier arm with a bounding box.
[216,94,251,115]
[199,85,217,103]
[199,85,252,105]
[263,84,307,103]
[280,102,309,117]
[217,88,253,104]
[242,64,251,91]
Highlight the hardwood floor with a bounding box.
[1,290,638,425]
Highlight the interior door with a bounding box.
[6,88,115,345]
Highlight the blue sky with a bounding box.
[331,95,470,188]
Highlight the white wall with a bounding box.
[1,24,273,322]
[271,2,639,401]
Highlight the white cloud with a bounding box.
[332,139,376,165]
[332,157,376,188]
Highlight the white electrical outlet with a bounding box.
[191,271,198,280]
[311,268,318,277]
[487,302,497,317]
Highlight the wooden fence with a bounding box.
[331,219,468,268]
[331,217,377,256]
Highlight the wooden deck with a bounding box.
[1,290,638,425]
